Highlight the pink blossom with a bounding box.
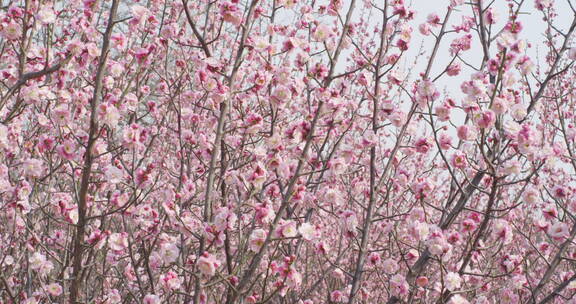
[491,97,508,114]
[435,104,451,121]
[108,232,128,251]
[535,0,554,10]
[415,137,433,153]
[249,229,267,252]
[29,252,53,276]
[439,133,452,150]
[1,22,21,40]
[276,220,298,238]
[427,13,441,25]
[271,85,292,105]
[220,2,242,26]
[450,35,472,55]
[474,110,496,129]
[130,5,150,29]
[313,24,333,42]
[340,210,358,237]
[159,242,180,264]
[483,8,498,24]
[446,62,461,76]
[416,80,439,103]
[450,295,470,304]
[419,23,431,36]
[56,139,77,160]
[382,258,399,274]
[369,252,381,265]
[143,294,160,304]
[451,151,467,169]
[37,6,57,24]
[197,252,220,277]
[445,272,461,291]
[23,159,44,178]
[104,165,124,184]
[493,220,513,244]
[160,271,182,290]
[330,290,345,302]
[52,104,70,125]
[416,276,429,287]
[298,223,316,241]
[45,283,63,296]
[548,222,569,241]
[390,274,409,297]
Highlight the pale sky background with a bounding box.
[262,0,574,146]
[400,0,575,130]
[344,0,574,130]
[405,0,574,96]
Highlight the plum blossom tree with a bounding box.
[1,0,576,303]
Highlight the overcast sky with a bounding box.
[405,0,573,93]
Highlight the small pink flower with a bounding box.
[248,163,267,189]
[108,232,128,251]
[535,0,554,10]
[197,252,220,277]
[271,86,291,105]
[445,272,461,291]
[427,13,441,25]
[493,220,513,244]
[483,8,498,24]
[446,62,461,76]
[457,125,476,141]
[330,290,346,302]
[415,137,432,154]
[552,185,568,199]
[419,23,431,36]
[416,80,439,103]
[298,223,316,241]
[159,242,180,264]
[450,295,470,304]
[45,283,63,296]
[143,294,160,304]
[451,151,467,169]
[220,2,242,26]
[313,24,333,42]
[390,274,409,297]
[522,188,539,204]
[249,229,267,252]
[23,159,44,178]
[439,133,452,150]
[491,97,508,114]
[340,210,358,237]
[382,258,399,274]
[396,39,409,51]
[435,104,451,122]
[160,271,182,290]
[52,104,70,125]
[37,6,56,24]
[474,109,496,129]
[548,222,569,241]
[461,219,477,232]
[130,5,150,29]
[450,34,472,55]
[1,22,22,40]
[369,252,381,265]
[416,276,428,287]
[542,204,558,220]
[56,140,77,161]
[276,220,298,238]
